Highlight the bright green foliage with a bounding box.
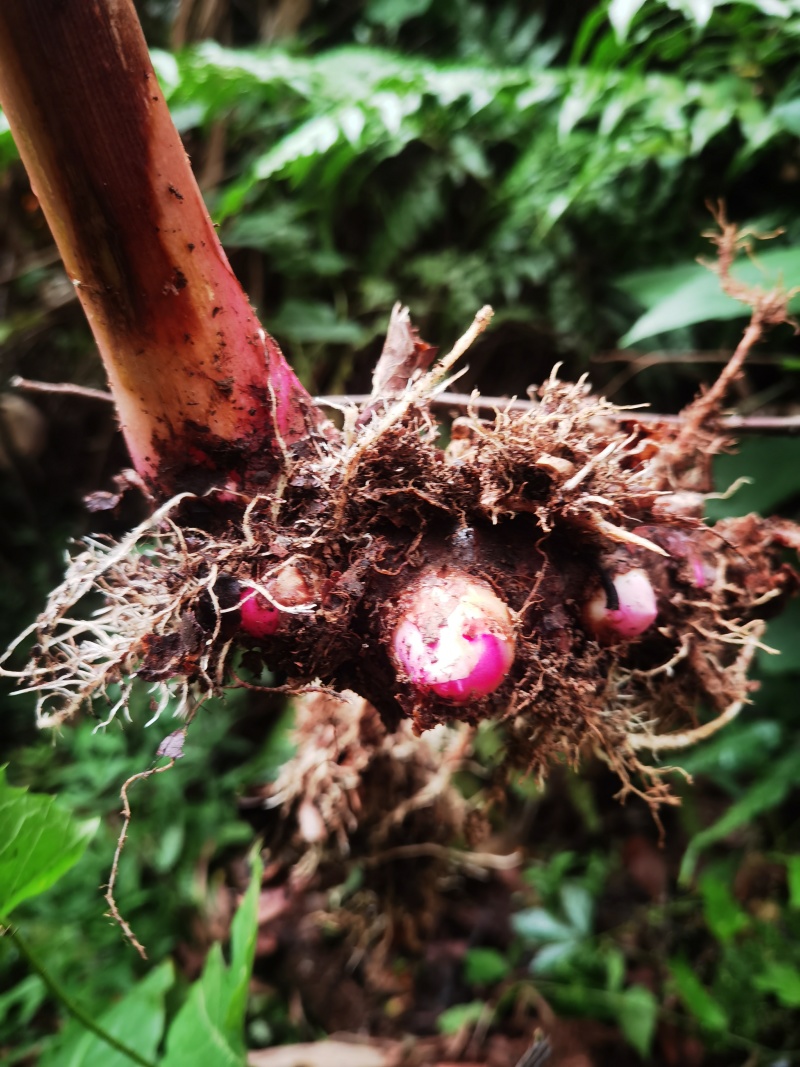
[38,962,173,1067]
[511,856,658,1057]
[619,246,800,345]
[788,856,800,908]
[0,755,264,1067]
[0,691,286,1056]
[670,958,729,1031]
[161,849,263,1067]
[610,0,800,38]
[127,0,800,379]
[5,0,800,379]
[3,0,800,1062]
[679,741,800,882]
[463,947,511,986]
[0,765,98,918]
[436,999,485,1035]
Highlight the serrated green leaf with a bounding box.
[39,962,173,1067]
[0,767,99,918]
[670,959,729,1031]
[161,849,263,1067]
[617,985,658,1057]
[463,948,511,986]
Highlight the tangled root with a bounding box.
[253,690,514,970]
[3,212,799,809]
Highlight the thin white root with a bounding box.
[627,699,744,752]
[591,517,669,557]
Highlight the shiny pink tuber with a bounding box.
[239,590,281,638]
[583,568,658,643]
[239,564,316,639]
[391,571,516,704]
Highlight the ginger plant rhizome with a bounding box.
[1,0,799,952]
[5,223,799,809]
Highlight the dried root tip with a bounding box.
[583,568,658,644]
[391,570,515,704]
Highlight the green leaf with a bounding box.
[0,974,46,1031]
[699,871,749,942]
[680,743,800,882]
[786,855,800,909]
[617,985,658,1057]
[436,1000,485,1035]
[706,439,800,521]
[670,958,729,1031]
[617,246,800,346]
[365,0,434,31]
[608,0,649,40]
[0,767,99,918]
[675,0,715,27]
[753,961,800,1008]
[512,907,576,943]
[530,939,581,974]
[271,300,367,346]
[605,948,626,992]
[161,849,263,1067]
[673,719,782,785]
[463,948,511,987]
[39,962,173,1067]
[753,597,800,676]
[560,883,594,937]
[774,98,800,136]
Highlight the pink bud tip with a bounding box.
[392,572,515,704]
[691,555,707,589]
[239,564,316,639]
[239,589,280,638]
[583,568,658,643]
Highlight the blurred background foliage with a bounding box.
[2,0,800,1064]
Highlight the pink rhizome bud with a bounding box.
[391,570,516,704]
[239,563,317,639]
[583,568,658,643]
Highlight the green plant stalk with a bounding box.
[6,925,157,1067]
[0,0,334,498]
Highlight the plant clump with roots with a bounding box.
[3,214,800,813]
[237,689,516,1024]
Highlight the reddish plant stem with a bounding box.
[0,0,332,496]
